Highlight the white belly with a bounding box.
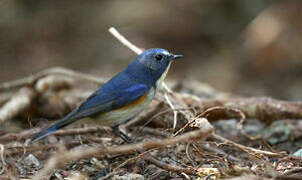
[95,87,155,126]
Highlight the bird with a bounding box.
[30,48,183,142]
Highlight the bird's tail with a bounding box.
[30,125,58,142]
[30,112,78,142]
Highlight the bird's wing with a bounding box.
[75,83,149,118]
[30,83,149,142]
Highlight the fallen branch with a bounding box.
[0,126,111,144]
[6,140,82,156]
[0,66,106,92]
[280,167,302,176]
[0,128,40,144]
[0,92,13,106]
[179,94,302,123]
[0,87,37,126]
[51,125,111,137]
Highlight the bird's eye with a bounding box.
[155,54,163,61]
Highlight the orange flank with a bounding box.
[119,94,147,110]
[91,89,154,126]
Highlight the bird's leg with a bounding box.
[113,126,133,143]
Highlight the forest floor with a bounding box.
[0,66,302,180]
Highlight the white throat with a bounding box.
[156,62,171,88]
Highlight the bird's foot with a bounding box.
[113,126,133,143]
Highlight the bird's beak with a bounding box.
[170,54,183,61]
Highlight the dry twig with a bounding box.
[109,27,143,55]
[0,126,111,144]
[212,133,287,158]
[143,155,197,175]
[6,140,82,156]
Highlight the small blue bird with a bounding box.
[31,48,183,142]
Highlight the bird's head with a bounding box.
[126,48,183,87]
[137,48,182,71]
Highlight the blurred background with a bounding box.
[0,0,301,100]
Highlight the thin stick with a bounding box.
[234,107,262,140]
[143,155,197,175]
[173,106,223,137]
[164,93,178,129]
[211,133,287,158]
[108,27,143,55]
